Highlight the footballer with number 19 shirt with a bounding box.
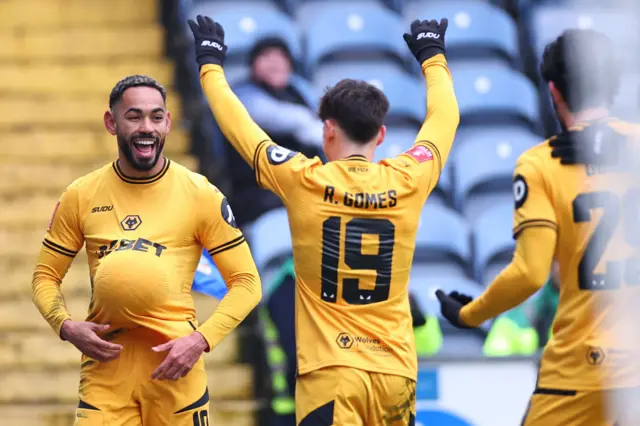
[189,15,459,425]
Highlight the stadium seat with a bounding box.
[414,204,471,278]
[404,0,519,64]
[0,0,158,28]
[0,61,174,97]
[613,73,640,120]
[452,127,537,219]
[0,27,164,61]
[313,64,425,126]
[249,208,293,274]
[304,3,407,74]
[187,1,301,65]
[0,96,182,129]
[449,62,541,130]
[529,6,639,71]
[473,203,515,285]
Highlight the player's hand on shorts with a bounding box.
[188,15,228,68]
[60,320,123,362]
[435,290,474,329]
[151,331,209,381]
[403,18,448,65]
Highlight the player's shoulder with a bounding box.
[515,137,554,170]
[66,162,113,195]
[169,160,226,198]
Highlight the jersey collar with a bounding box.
[339,154,369,162]
[113,157,171,184]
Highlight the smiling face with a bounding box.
[105,84,171,173]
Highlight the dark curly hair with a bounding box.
[540,29,621,112]
[109,75,167,110]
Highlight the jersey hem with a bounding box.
[297,361,417,381]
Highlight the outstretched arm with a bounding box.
[403,18,460,169]
[460,227,556,327]
[190,16,315,201]
[200,65,271,166]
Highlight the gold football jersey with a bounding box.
[33,158,257,347]
[514,119,640,390]
[200,54,459,380]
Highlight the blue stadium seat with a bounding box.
[313,64,425,126]
[452,127,538,220]
[250,208,292,274]
[187,2,301,66]
[449,62,541,130]
[529,6,639,71]
[404,1,519,64]
[414,204,471,278]
[473,203,514,284]
[304,3,406,73]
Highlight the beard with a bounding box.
[117,132,165,172]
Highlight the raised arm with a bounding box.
[188,16,270,165]
[403,19,460,169]
[189,16,316,201]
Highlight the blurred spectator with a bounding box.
[483,262,560,357]
[225,37,325,237]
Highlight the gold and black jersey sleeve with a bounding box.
[383,54,459,194]
[512,151,558,237]
[32,185,85,337]
[194,183,262,349]
[199,64,320,202]
[196,182,246,257]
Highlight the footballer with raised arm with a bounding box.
[189,15,459,425]
[436,29,640,425]
[31,75,261,425]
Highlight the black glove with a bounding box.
[409,292,427,327]
[403,18,448,65]
[549,124,629,167]
[187,15,228,68]
[435,289,474,329]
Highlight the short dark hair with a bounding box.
[318,79,389,144]
[540,29,620,112]
[109,75,167,110]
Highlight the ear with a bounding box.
[376,125,386,147]
[104,110,117,136]
[324,119,336,142]
[166,110,172,133]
